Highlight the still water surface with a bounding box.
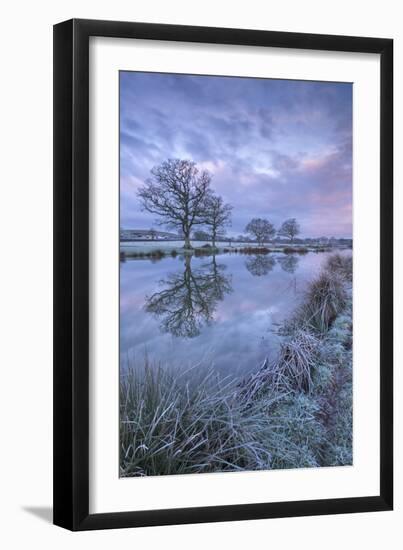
[120,251,346,378]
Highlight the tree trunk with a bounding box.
[185,253,192,271]
[184,254,192,294]
[212,254,217,273]
[184,232,192,249]
[212,230,216,249]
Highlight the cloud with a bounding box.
[120,72,352,237]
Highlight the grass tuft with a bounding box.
[120,363,286,476]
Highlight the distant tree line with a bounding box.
[245,217,300,244]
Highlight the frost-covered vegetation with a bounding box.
[120,254,352,476]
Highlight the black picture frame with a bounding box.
[53,18,393,531]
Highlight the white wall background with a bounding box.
[0,0,401,547]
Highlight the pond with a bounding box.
[120,250,350,379]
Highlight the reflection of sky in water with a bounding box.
[120,252,341,378]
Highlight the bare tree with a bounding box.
[149,228,157,241]
[245,254,276,277]
[278,218,300,243]
[145,256,232,338]
[203,194,232,248]
[278,254,299,274]
[245,218,276,245]
[138,159,211,249]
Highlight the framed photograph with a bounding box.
[53,19,393,530]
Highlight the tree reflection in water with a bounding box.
[277,254,300,274]
[244,254,276,277]
[144,255,232,338]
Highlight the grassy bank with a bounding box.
[120,254,352,476]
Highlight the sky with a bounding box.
[120,72,352,238]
